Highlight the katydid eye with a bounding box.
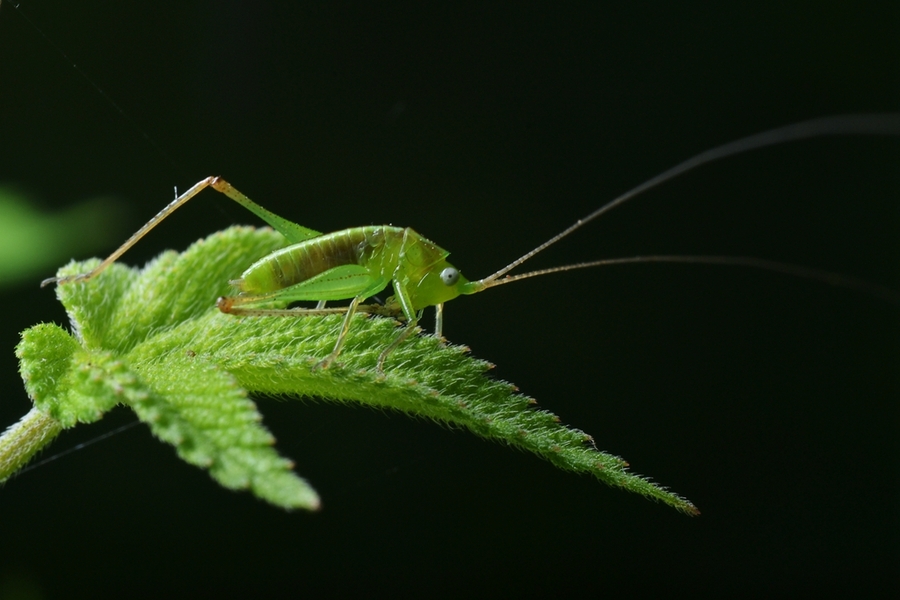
[440,267,460,285]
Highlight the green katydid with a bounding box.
[41,114,900,372]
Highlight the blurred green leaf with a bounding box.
[0,187,125,286]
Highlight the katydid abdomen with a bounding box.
[236,226,397,301]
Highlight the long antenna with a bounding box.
[479,114,900,284]
[477,255,900,306]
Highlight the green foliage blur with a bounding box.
[0,187,124,286]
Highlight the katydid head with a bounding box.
[408,260,475,309]
[405,258,524,308]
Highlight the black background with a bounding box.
[0,2,897,596]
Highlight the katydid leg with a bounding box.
[41,177,217,287]
[315,296,364,370]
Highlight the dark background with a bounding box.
[0,2,897,596]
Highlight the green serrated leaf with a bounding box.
[132,353,318,510]
[6,226,698,515]
[16,323,130,426]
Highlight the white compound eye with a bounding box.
[440,267,460,286]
